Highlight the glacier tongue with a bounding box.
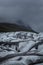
[0,31,43,65]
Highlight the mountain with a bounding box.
[0,22,38,33]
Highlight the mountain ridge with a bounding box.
[0,22,38,33]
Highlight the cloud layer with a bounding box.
[0,0,43,32]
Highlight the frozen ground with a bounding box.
[0,31,43,65]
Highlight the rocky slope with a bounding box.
[0,23,38,33]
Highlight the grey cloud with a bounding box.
[0,0,43,32]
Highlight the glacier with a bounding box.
[0,31,43,65]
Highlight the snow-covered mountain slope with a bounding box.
[0,32,43,65]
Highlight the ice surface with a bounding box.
[0,31,43,65]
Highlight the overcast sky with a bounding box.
[0,0,43,32]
